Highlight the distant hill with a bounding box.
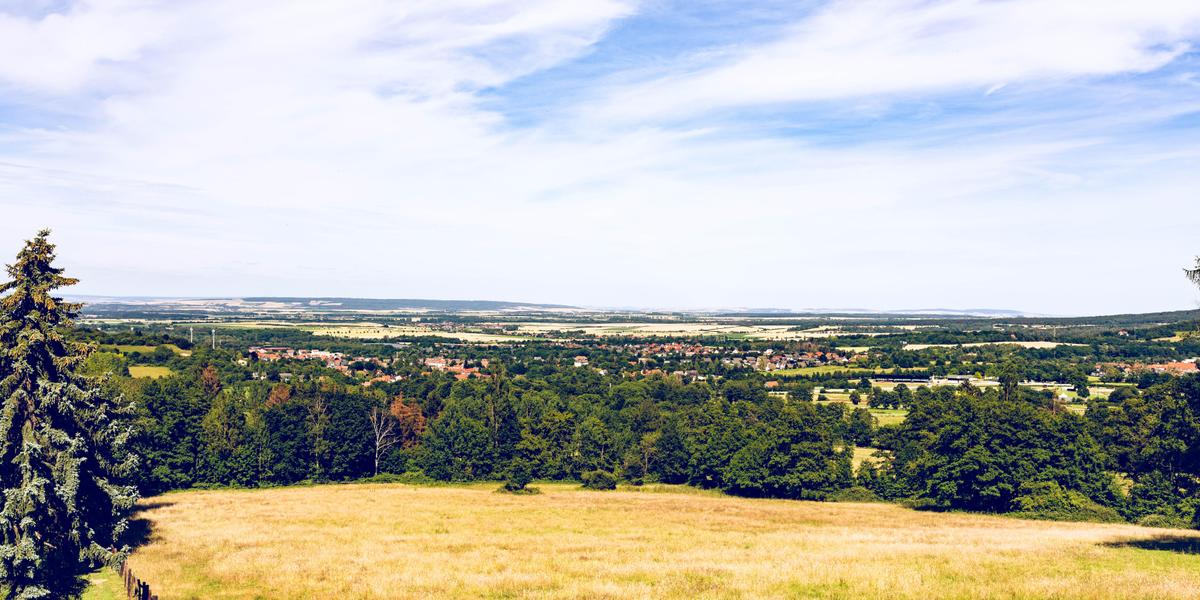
[707,307,1035,318]
[238,297,576,311]
[70,295,578,317]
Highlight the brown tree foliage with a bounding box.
[201,365,222,397]
[266,384,292,408]
[389,396,427,448]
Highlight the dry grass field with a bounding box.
[902,341,1083,350]
[308,325,530,343]
[509,322,896,341]
[164,319,905,343]
[97,482,1200,600]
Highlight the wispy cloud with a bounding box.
[588,0,1200,122]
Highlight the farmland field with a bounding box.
[168,319,907,342]
[309,325,531,343]
[869,408,908,425]
[102,344,189,355]
[94,482,1200,600]
[771,365,893,376]
[128,365,175,379]
[902,341,1084,350]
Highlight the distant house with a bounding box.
[1146,361,1199,375]
[573,356,589,367]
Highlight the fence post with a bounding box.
[117,562,158,600]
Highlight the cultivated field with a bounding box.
[101,344,190,356]
[902,341,1083,350]
[507,322,895,341]
[770,366,893,377]
[95,483,1200,599]
[128,365,175,379]
[156,319,910,342]
[309,325,530,343]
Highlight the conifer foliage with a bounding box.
[0,230,138,598]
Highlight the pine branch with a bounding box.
[1187,257,1200,286]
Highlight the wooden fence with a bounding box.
[120,562,159,600]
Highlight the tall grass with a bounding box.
[117,482,1200,599]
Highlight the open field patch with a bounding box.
[903,341,1085,350]
[772,365,894,376]
[869,408,908,425]
[106,482,1200,600]
[101,344,189,356]
[129,365,175,379]
[502,322,899,340]
[308,325,531,343]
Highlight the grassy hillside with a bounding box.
[97,482,1200,599]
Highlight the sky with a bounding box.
[1,0,1199,315]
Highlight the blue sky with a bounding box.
[1,0,1199,314]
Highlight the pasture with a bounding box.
[902,341,1083,350]
[128,365,175,379]
[102,344,189,356]
[309,325,530,343]
[89,482,1200,599]
[772,365,892,376]
[167,318,908,343]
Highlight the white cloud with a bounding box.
[592,0,1200,121]
[0,1,174,93]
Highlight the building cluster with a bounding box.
[248,346,392,378]
[625,342,719,357]
[719,348,851,372]
[423,356,490,380]
[1093,359,1200,377]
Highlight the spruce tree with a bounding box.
[0,230,138,598]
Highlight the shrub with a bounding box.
[1011,481,1123,523]
[902,497,944,512]
[581,470,617,490]
[360,471,434,485]
[503,459,533,492]
[1137,514,1187,529]
[827,486,881,503]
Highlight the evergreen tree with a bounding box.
[0,230,138,598]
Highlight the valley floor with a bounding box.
[93,482,1200,599]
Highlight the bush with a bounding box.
[581,470,617,490]
[1137,514,1187,529]
[1011,481,1123,523]
[826,486,881,503]
[902,497,945,512]
[503,459,533,492]
[360,470,434,485]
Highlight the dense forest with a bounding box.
[87,338,1200,529]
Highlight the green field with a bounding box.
[102,344,188,355]
[870,408,908,425]
[87,482,1200,599]
[82,570,123,600]
[129,365,175,379]
[770,365,893,376]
